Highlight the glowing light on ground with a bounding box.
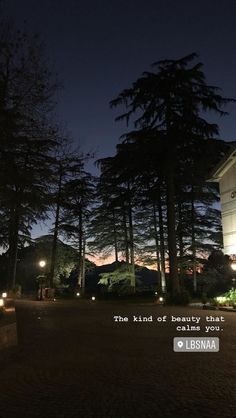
[231,261,236,271]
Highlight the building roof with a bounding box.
[207,141,236,182]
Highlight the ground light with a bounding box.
[0,298,4,317]
[159,297,164,302]
[216,296,227,304]
[231,261,236,271]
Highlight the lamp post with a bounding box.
[38,260,46,300]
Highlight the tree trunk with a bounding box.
[166,166,180,296]
[191,186,197,293]
[80,238,86,292]
[49,169,63,289]
[8,147,30,289]
[49,203,59,289]
[127,183,135,290]
[122,204,129,264]
[78,208,84,291]
[152,201,161,288]
[112,207,119,266]
[8,203,20,289]
[177,200,185,286]
[157,190,166,293]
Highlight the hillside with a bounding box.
[86,261,160,293]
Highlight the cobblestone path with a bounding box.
[0,300,236,418]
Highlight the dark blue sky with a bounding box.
[2,0,236,239]
[3,0,236,158]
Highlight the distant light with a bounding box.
[231,261,236,271]
[4,307,14,313]
[76,292,80,297]
[39,260,46,268]
[159,297,164,302]
[216,296,227,303]
[2,292,7,298]
[155,292,158,296]
[0,299,4,307]
[91,296,96,301]
[53,298,56,302]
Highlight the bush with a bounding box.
[8,284,22,298]
[215,288,236,306]
[225,288,236,303]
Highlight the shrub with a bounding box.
[215,288,236,306]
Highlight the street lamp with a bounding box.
[39,260,46,268]
[38,260,46,300]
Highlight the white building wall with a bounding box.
[219,161,236,255]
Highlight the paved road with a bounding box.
[0,300,236,418]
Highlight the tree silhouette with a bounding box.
[110,53,234,298]
[0,22,60,288]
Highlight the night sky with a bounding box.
[2,0,236,239]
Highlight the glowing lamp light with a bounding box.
[0,299,4,307]
[231,261,236,271]
[39,260,46,268]
[155,291,158,296]
[91,296,96,301]
[2,292,7,298]
[159,297,164,302]
[76,292,80,297]
[216,296,227,303]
